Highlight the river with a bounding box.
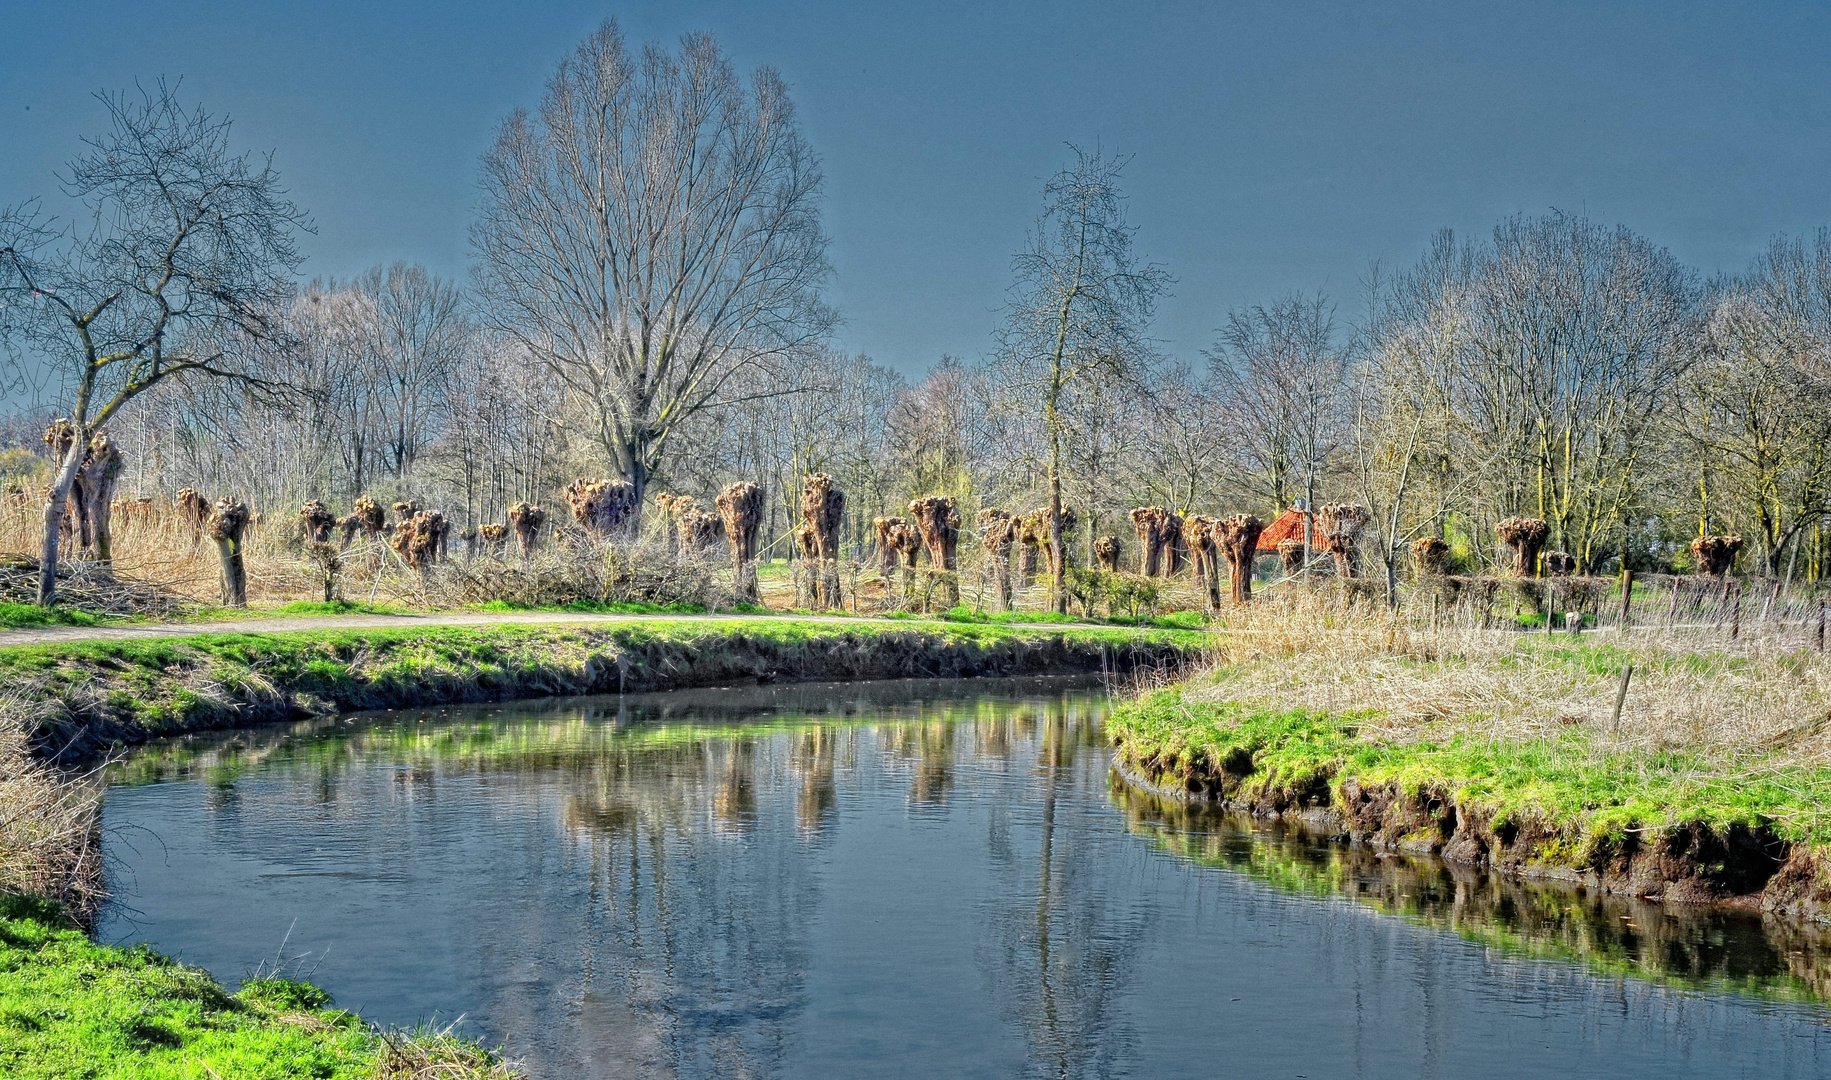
[99,677,1831,1078]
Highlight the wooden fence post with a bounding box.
[1609,664,1633,733]
[1618,568,1634,632]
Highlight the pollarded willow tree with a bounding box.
[0,83,306,605]
[472,20,834,509]
[994,148,1169,613]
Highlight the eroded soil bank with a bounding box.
[4,620,1198,765]
[1111,694,1831,925]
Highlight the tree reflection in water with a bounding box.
[980,697,1144,1079]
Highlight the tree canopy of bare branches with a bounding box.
[0,82,307,603]
[473,20,834,508]
[994,148,1169,612]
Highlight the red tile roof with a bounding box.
[1256,507,1311,551]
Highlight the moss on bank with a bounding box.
[1108,686,1831,918]
[0,896,513,1079]
[2,619,1200,765]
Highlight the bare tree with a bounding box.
[995,148,1169,612]
[0,83,306,604]
[1677,238,1831,575]
[361,263,466,479]
[473,20,833,509]
[1207,291,1346,573]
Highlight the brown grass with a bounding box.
[372,1024,522,1079]
[0,691,103,916]
[1198,587,1831,761]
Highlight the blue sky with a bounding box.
[4,1,1830,374]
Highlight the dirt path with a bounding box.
[0,610,1153,649]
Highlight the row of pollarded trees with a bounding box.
[1478,516,1748,581]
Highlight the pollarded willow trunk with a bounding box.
[42,421,87,557]
[337,496,384,550]
[717,481,766,604]
[299,501,336,546]
[207,497,251,607]
[34,421,90,605]
[1411,536,1449,578]
[891,522,922,601]
[678,510,724,556]
[431,512,450,565]
[1316,503,1369,579]
[801,474,846,609]
[1497,516,1551,577]
[1093,535,1121,572]
[1129,506,1177,578]
[565,479,640,541]
[1164,512,1186,577]
[978,508,1016,612]
[176,487,212,546]
[1690,534,1743,578]
[355,496,385,538]
[1015,511,1045,585]
[508,503,545,560]
[1277,539,1305,577]
[390,510,446,573]
[872,516,904,584]
[77,431,124,565]
[479,523,508,558]
[908,496,962,608]
[1181,514,1221,610]
[1542,551,1576,577]
[1215,514,1265,604]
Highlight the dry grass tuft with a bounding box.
[372,1023,523,1079]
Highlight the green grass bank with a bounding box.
[5,618,1199,765]
[1109,680,1831,922]
[0,896,515,1079]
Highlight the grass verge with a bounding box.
[0,603,104,630]
[1111,687,1831,849]
[0,895,514,1079]
[4,618,1200,767]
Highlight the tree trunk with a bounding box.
[217,538,247,607]
[36,444,86,606]
[1049,480,1066,615]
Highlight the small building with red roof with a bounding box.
[1256,506,1312,552]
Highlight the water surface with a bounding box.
[102,678,1831,1078]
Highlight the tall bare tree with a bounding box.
[473,20,833,509]
[1678,237,1831,574]
[0,83,306,604]
[995,148,1169,612]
